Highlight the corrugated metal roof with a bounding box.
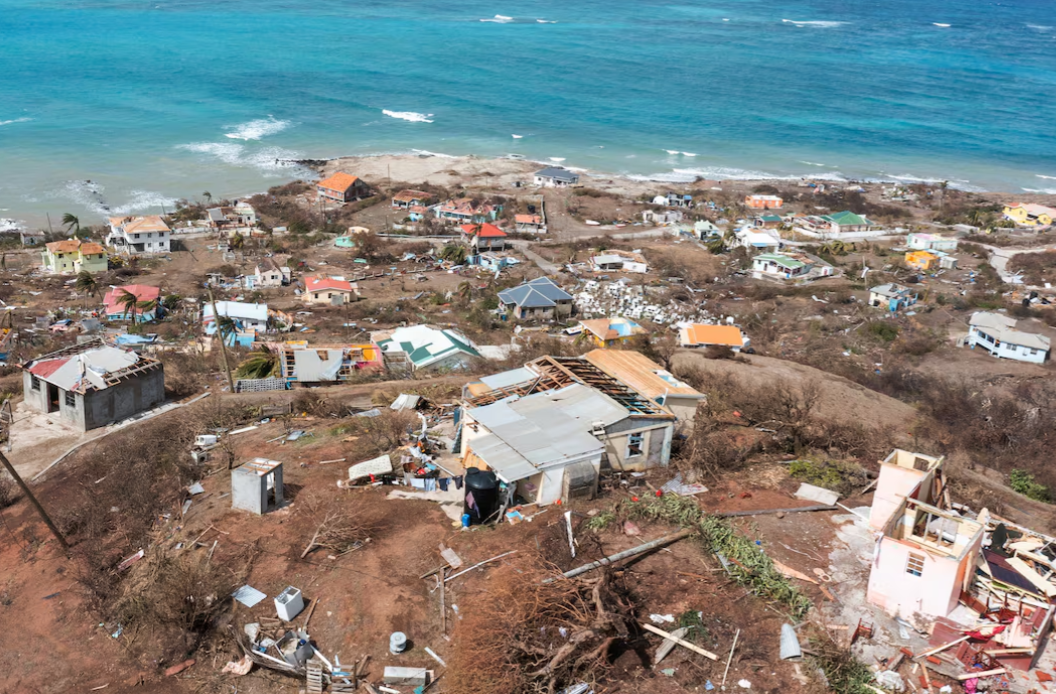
[480,367,536,390]
[467,384,619,481]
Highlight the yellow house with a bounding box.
[905,250,939,272]
[577,317,648,347]
[1003,203,1055,227]
[41,240,109,274]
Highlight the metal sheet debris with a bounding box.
[232,585,268,607]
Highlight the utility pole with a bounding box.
[207,287,236,394]
[0,450,68,551]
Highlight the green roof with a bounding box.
[822,210,869,226]
[756,253,805,269]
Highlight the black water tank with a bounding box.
[463,467,500,524]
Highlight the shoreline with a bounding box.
[5,151,1056,232]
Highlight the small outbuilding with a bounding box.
[231,458,284,515]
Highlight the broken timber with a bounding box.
[714,504,836,518]
[641,623,719,660]
[543,529,693,583]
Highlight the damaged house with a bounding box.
[866,449,1056,673]
[22,341,165,431]
[458,351,689,505]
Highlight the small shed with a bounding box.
[231,458,284,515]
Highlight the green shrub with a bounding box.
[789,458,868,496]
[867,321,899,343]
[1010,469,1051,503]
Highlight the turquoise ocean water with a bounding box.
[1,0,1055,228]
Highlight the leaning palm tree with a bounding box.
[61,213,80,237]
[137,297,159,322]
[203,191,213,204]
[116,289,139,323]
[74,270,98,308]
[457,280,473,304]
[161,294,182,312]
[235,345,280,379]
[438,243,467,265]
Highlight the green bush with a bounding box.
[789,458,867,496]
[1010,469,1051,503]
[867,321,899,343]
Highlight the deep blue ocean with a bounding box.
[1,0,1055,228]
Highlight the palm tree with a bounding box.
[230,231,245,250]
[61,213,80,237]
[457,280,473,304]
[116,289,140,323]
[215,315,237,345]
[235,345,280,379]
[203,191,213,205]
[161,294,182,312]
[74,270,98,308]
[438,243,467,265]
[137,297,159,322]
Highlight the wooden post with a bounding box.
[207,288,236,393]
[0,449,68,551]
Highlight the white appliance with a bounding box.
[274,586,304,621]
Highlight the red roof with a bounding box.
[104,285,161,314]
[29,358,69,379]
[306,276,354,293]
[317,172,361,193]
[461,223,507,239]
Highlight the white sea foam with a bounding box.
[63,179,111,215]
[664,149,680,155]
[0,117,31,127]
[383,109,434,123]
[536,19,557,23]
[111,189,180,215]
[782,19,846,28]
[224,116,291,141]
[682,152,697,157]
[411,149,457,158]
[549,157,566,163]
[1037,174,1056,180]
[512,134,524,139]
[0,218,24,233]
[1027,24,1054,31]
[722,18,729,21]
[480,14,513,23]
[177,141,303,175]
[933,23,951,28]
[628,166,849,184]
[800,161,827,166]
[1022,187,1056,195]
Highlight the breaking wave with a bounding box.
[224,116,291,141]
[627,166,849,184]
[480,14,513,23]
[1037,174,1056,180]
[61,180,178,216]
[782,19,847,28]
[0,117,31,127]
[382,109,434,123]
[933,23,951,27]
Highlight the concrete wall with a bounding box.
[866,537,975,619]
[870,464,927,530]
[602,419,673,471]
[231,464,284,515]
[82,367,166,430]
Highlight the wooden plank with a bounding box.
[956,669,1006,681]
[916,635,970,659]
[714,505,836,518]
[641,623,719,661]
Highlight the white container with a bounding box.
[274,586,304,621]
[195,434,219,448]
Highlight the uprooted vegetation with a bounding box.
[448,561,635,694]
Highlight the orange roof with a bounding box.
[515,214,542,224]
[45,240,81,254]
[80,242,105,255]
[461,223,507,238]
[115,215,169,234]
[680,324,744,347]
[306,276,355,293]
[393,189,432,202]
[318,172,361,192]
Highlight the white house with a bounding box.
[373,325,481,372]
[735,229,780,250]
[533,167,580,188]
[591,252,648,274]
[202,301,269,334]
[868,283,917,312]
[106,216,171,255]
[966,312,1050,364]
[254,258,291,288]
[906,233,958,252]
[752,252,833,282]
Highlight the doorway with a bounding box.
[46,383,60,413]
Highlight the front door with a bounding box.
[46,383,60,413]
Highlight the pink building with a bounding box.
[867,450,987,621]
